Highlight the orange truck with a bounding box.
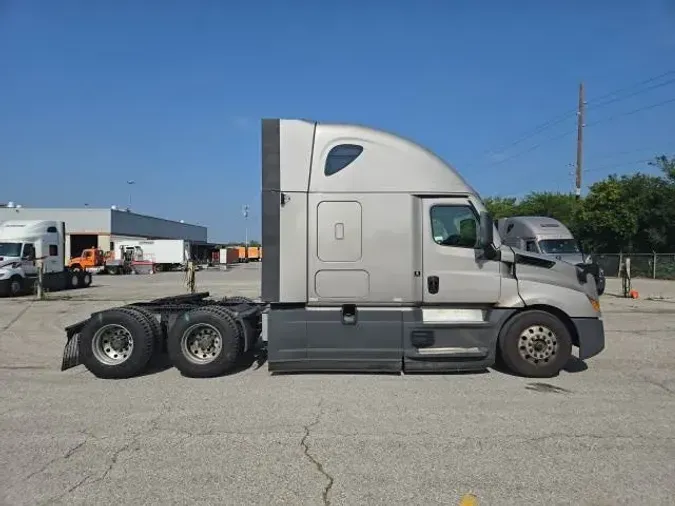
[68,248,107,273]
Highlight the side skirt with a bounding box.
[265,305,516,374]
[403,307,516,373]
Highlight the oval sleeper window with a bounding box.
[324,144,364,176]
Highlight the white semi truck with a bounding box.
[0,220,92,297]
[61,118,605,380]
[497,216,606,296]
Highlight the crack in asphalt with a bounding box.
[24,434,91,481]
[38,402,171,505]
[0,303,33,333]
[300,401,334,506]
[640,375,675,395]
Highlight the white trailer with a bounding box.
[114,239,191,272]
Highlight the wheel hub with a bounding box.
[518,325,558,365]
[181,324,222,364]
[92,324,134,365]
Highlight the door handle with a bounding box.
[427,276,439,294]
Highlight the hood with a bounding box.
[0,257,21,269]
[546,252,584,265]
[508,248,598,297]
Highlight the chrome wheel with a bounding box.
[518,325,558,365]
[181,323,223,365]
[92,324,134,365]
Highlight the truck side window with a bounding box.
[525,241,537,252]
[324,144,363,176]
[49,245,58,256]
[430,205,479,248]
[22,243,36,260]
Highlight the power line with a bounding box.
[482,110,576,157]
[585,146,673,164]
[585,70,675,107]
[480,129,576,169]
[587,77,675,111]
[477,70,675,163]
[584,153,675,175]
[585,96,675,128]
[583,158,654,174]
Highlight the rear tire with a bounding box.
[498,310,572,378]
[82,272,93,288]
[128,305,164,348]
[79,307,155,379]
[167,306,242,378]
[69,272,80,289]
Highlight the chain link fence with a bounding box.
[595,253,675,280]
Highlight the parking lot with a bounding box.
[1,264,674,505]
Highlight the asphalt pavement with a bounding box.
[1,265,674,505]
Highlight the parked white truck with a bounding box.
[0,220,92,296]
[61,118,605,380]
[497,216,606,296]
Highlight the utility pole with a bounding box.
[575,82,585,200]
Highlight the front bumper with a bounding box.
[572,317,605,360]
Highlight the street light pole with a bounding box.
[126,180,135,209]
[242,204,249,261]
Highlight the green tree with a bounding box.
[649,155,675,182]
[483,196,519,219]
[516,192,577,220]
[576,170,675,253]
[575,176,637,252]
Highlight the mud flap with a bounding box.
[61,333,81,371]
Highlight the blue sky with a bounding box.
[1,1,674,242]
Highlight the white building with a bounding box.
[0,205,208,262]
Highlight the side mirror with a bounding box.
[479,212,494,248]
[478,212,499,260]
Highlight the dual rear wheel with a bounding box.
[78,305,244,379]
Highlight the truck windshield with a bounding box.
[0,242,23,257]
[539,239,580,254]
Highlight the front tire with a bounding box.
[8,276,23,296]
[596,274,606,296]
[167,306,242,378]
[498,310,572,378]
[79,307,156,379]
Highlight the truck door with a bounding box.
[421,197,501,304]
[21,243,37,277]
